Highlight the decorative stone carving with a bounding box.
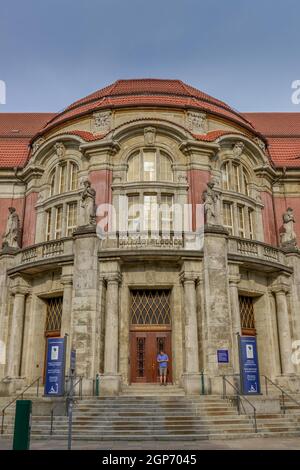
[232,141,244,159]
[202,181,220,225]
[186,111,208,134]
[144,127,156,145]
[178,172,188,183]
[54,142,66,158]
[80,180,96,226]
[93,110,112,133]
[2,207,20,249]
[32,137,45,154]
[254,137,266,152]
[280,207,298,248]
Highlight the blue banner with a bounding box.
[239,336,261,395]
[44,337,66,396]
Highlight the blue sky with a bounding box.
[0,0,300,112]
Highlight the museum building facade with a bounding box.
[0,79,300,396]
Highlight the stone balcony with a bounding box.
[9,238,74,274]
[227,237,290,272]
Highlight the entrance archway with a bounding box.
[129,289,172,383]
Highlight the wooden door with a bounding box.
[130,331,172,383]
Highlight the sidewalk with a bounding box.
[1,436,300,450]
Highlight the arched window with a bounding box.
[221,161,249,195]
[127,149,173,182]
[48,161,79,196]
[44,160,79,241]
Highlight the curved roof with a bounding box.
[41,79,254,132]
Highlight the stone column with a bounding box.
[273,286,294,375]
[101,272,121,395]
[6,286,28,378]
[72,226,99,393]
[180,268,201,394]
[203,225,234,394]
[0,252,16,380]
[228,265,241,374]
[61,272,73,370]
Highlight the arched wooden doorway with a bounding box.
[130,289,172,383]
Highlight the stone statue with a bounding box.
[80,180,96,226]
[202,182,219,225]
[54,142,65,158]
[233,141,244,159]
[2,207,20,249]
[280,207,297,247]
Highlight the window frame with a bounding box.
[127,149,173,183]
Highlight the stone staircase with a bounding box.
[1,385,300,441]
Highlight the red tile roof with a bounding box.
[0,138,31,168]
[0,113,55,137]
[42,79,254,133]
[0,113,56,167]
[1,85,300,169]
[242,113,300,167]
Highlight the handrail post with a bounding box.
[50,410,54,435]
[37,377,40,397]
[265,376,268,395]
[200,370,205,395]
[254,409,257,433]
[1,410,4,435]
[80,376,82,399]
[237,395,241,415]
[222,375,226,399]
[282,391,285,414]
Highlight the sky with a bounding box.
[0,0,300,112]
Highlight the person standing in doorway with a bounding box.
[157,349,169,385]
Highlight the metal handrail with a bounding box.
[222,375,257,433]
[262,375,300,414]
[50,376,83,435]
[1,377,41,434]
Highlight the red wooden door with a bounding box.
[130,331,172,383]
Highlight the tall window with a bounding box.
[248,209,254,240]
[144,194,158,231]
[239,296,256,336]
[46,210,52,241]
[49,170,56,197]
[66,202,78,237]
[45,297,63,334]
[59,164,67,194]
[237,205,245,238]
[223,202,233,235]
[160,195,173,232]
[127,149,172,182]
[221,161,249,195]
[127,194,174,232]
[127,195,141,232]
[69,163,78,191]
[54,206,63,239]
[48,161,79,196]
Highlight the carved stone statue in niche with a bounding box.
[2,207,20,249]
[144,127,156,145]
[232,141,244,159]
[280,207,298,248]
[202,181,220,225]
[80,180,96,226]
[54,142,66,158]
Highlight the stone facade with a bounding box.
[1,80,300,397]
